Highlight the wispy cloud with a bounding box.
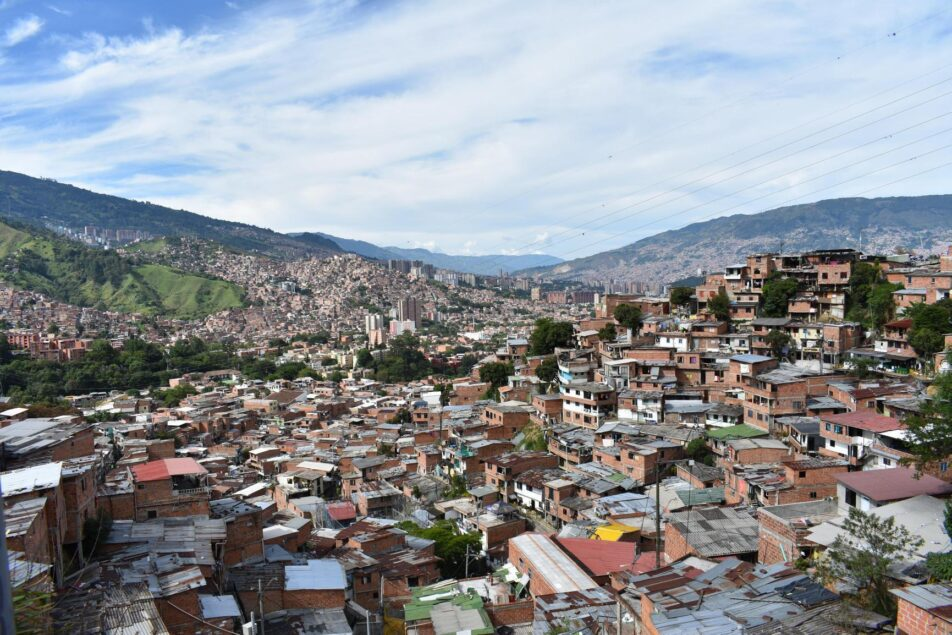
[0,1,950,258]
[45,5,71,17]
[3,13,43,46]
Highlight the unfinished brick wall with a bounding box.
[896,597,952,635]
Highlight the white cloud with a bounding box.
[3,13,43,46]
[0,1,951,259]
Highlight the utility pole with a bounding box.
[258,578,265,635]
[465,543,470,578]
[654,460,662,568]
[379,573,385,630]
[0,478,13,635]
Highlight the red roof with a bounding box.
[553,537,639,577]
[821,411,904,433]
[836,468,952,503]
[326,501,357,521]
[131,458,208,482]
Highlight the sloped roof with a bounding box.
[131,458,208,482]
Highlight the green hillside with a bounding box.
[0,170,342,258]
[0,221,245,319]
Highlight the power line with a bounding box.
[557,138,952,261]
[477,73,952,273]
[466,5,951,221]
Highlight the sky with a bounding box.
[1,1,951,260]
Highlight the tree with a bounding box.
[396,520,484,578]
[684,436,715,466]
[846,262,902,329]
[907,301,952,362]
[926,500,952,580]
[373,334,431,382]
[479,361,513,395]
[848,356,877,379]
[356,348,374,368]
[761,275,799,318]
[613,304,643,334]
[707,289,731,322]
[814,507,923,617]
[765,329,793,360]
[535,356,558,383]
[597,323,617,341]
[519,423,548,451]
[670,287,694,308]
[528,318,575,355]
[904,371,952,470]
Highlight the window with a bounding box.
[825,423,831,431]
[941,462,949,473]
[147,510,157,519]
[809,492,817,499]
[798,471,806,478]
[883,458,892,466]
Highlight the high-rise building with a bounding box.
[397,297,421,328]
[365,313,384,335]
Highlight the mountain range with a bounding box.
[0,170,561,275]
[292,232,562,275]
[516,195,952,284]
[2,170,951,287]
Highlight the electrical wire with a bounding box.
[559,139,952,261]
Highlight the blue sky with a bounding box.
[1,1,951,259]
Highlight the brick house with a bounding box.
[130,458,210,521]
[892,584,952,635]
[818,411,907,467]
[664,507,759,563]
[484,451,559,499]
[560,382,616,429]
[758,498,839,565]
[508,533,598,597]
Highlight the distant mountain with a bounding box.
[0,220,244,318]
[291,232,563,275]
[0,170,342,258]
[516,196,952,284]
[293,232,397,261]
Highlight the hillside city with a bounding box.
[3,237,952,634]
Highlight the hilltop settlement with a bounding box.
[6,244,952,635]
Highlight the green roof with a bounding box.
[676,487,725,506]
[706,424,768,440]
[404,582,487,624]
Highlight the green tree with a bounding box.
[765,329,793,360]
[707,289,731,322]
[814,507,923,617]
[519,422,548,451]
[396,520,484,578]
[846,262,902,328]
[528,318,575,355]
[926,500,952,580]
[670,287,694,308]
[535,356,558,383]
[761,274,798,318]
[597,322,617,341]
[356,348,374,368]
[907,301,952,362]
[613,304,643,334]
[374,334,432,382]
[479,361,513,392]
[904,371,952,470]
